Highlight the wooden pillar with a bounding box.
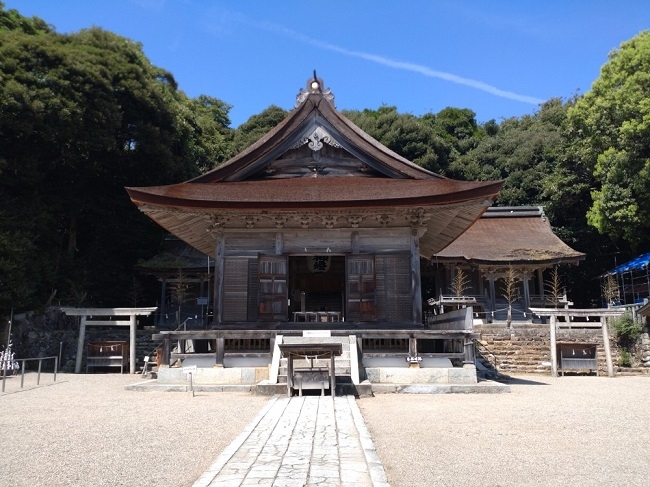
[215,335,225,367]
[286,355,293,397]
[349,335,360,385]
[160,336,170,367]
[213,233,225,327]
[409,337,417,356]
[550,314,558,377]
[330,354,336,397]
[351,231,359,254]
[75,315,87,374]
[159,278,167,326]
[537,269,544,299]
[411,229,423,325]
[601,316,615,377]
[129,314,136,374]
[463,338,475,365]
[488,274,496,315]
[522,272,531,312]
[275,232,283,255]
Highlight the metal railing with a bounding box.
[2,356,58,392]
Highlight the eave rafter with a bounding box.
[139,199,491,257]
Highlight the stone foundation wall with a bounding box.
[640,328,650,368]
[477,326,625,375]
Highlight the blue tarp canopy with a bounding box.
[608,252,650,275]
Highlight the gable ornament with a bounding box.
[290,126,342,152]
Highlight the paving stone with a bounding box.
[193,395,387,487]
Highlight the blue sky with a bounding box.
[5,0,649,127]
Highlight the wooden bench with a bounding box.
[86,341,129,373]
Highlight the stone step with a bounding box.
[278,369,352,381]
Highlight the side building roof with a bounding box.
[434,206,585,266]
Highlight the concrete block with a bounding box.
[448,367,477,384]
[365,368,381,383]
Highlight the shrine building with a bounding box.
[126,76,503,390]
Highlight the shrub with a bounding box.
[612,312,642,347]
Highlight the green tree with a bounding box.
[0,7,232,314]
[343,105,453,173]
[450,99,568,207]
[0,1,51,34]
[567,31,650,248]
[422,106,483,156]
[230,105,288,155]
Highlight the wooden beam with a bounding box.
[82,320,131,327]
[59,307,157,316]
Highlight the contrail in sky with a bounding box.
[234,14,544,106]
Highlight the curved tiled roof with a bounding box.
[127,177,502,211]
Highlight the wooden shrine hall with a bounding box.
[126,76,503,387]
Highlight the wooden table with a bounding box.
[278,343,342,397]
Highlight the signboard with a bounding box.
[303,330,331,338]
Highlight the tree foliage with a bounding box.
[567,31,650,248]
[450,98,568,207]
[0,6,231,313]
[230,105,288,155]
[343,106,453,174]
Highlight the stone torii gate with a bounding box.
[530,308,624,378]
[60,307,157,374]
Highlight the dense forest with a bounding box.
[1,3,649,317]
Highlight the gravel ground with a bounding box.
[1,373,267,487]
[3,373,649,487]
[358,375,650,487]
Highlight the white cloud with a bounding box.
[236,14,544,106]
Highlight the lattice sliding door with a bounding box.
[222,258,250,322]
[258,255,288,321]
[375,254,412,322]
[346,255,376,322]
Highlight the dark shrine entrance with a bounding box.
[288,255,345,321]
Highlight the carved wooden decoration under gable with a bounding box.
[249,129,383,180]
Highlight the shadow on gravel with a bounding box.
[500,376,550,386]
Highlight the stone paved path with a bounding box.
[193,395,389,487]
